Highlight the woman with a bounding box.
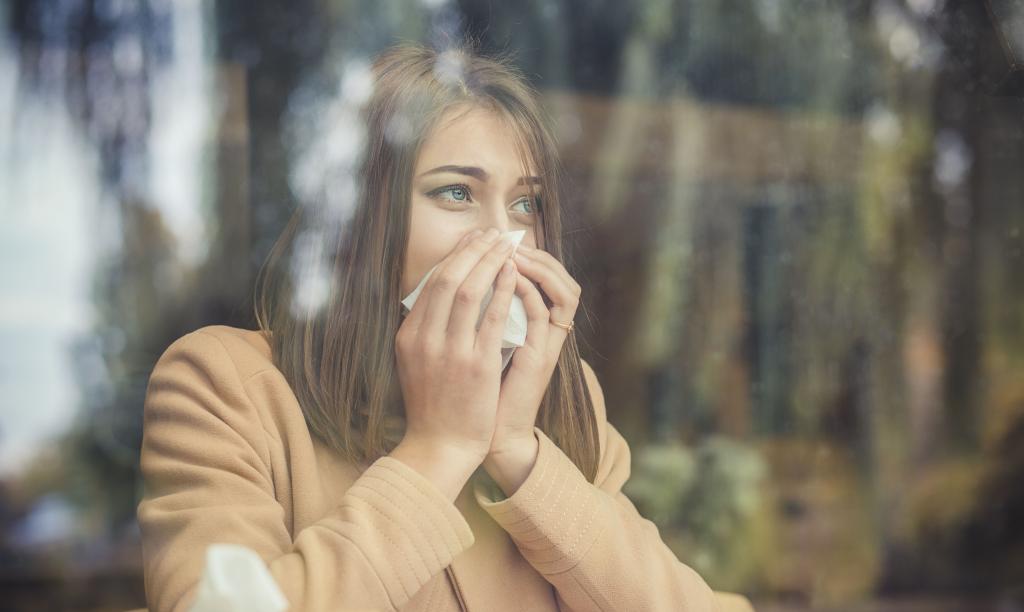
[137,43,755,612]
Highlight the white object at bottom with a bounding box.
[189,544,289,612]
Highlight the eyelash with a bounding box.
[427,183,541,215]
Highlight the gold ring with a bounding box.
[550,319,574,332]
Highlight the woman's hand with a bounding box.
[395,228,519,467]
[483,243,581,493]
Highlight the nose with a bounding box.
[476,206,510,236]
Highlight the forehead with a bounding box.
[414,105,538,176]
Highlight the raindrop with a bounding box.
[889,25,920,64]
[933,129,971,190]
[113,35,144,75]
[541,0,560,21]
[754,0,783,33]
[906,0,937,17]
[340,58,373,106]
[866,104,902,145]
[290,228,333,318]
[433,49,466,87]
[385,112,414,146]
[555,110,582,145]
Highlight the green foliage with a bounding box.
[624,435,767,590]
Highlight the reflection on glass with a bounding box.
[1,0,1022,609]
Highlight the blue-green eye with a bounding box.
[512,197,536,214]
[430,184,471,203]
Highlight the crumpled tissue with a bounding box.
[189,544,289,612]
[401,229,528,371]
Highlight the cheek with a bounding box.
[402,202,466,295]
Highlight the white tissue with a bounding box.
[189,544,289,612]
[401,230,528,371]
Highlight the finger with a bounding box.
[419,228,503,344]
[513,270,550,352]
[512,250,579,345]
[475,257,517,355]
[515,246,579,293]
[512,250,580,326]
[449,236,518,348]
[403,229,481,333]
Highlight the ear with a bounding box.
[579,358,608,462]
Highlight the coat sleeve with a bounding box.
[137,330,475,612]
[472,360,749,612]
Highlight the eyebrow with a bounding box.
[419,165,542,186]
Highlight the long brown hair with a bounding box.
[253,41,600,480]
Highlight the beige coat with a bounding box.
[136,325,756,612]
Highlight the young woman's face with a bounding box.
[401,105,542,298]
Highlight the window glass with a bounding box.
[2,1,1022,609]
